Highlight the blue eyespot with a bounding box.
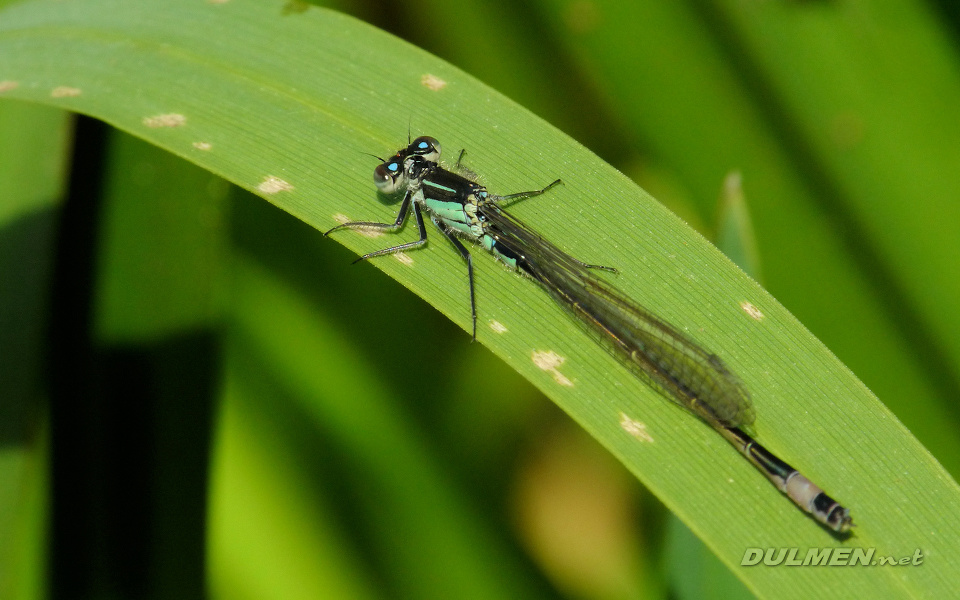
[418,141,429,149]
[387,162,399,172]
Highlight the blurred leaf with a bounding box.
[708,0,960,381]
[208,353,379,600]
[665,516,753,600]
[94,131,230,342]
[223,256,546,599]
[715,171,760,281]
[0,98,70,600]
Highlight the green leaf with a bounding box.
[0,98,69,600]
[2,0,958,597]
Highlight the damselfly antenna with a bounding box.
[360,151,386,162]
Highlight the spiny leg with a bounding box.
[351,201,428,264]
[434,220,477,340]
[497,179,563,205]
[575,259,618,274]
[454,151,559,204]
[498,179,617,273]
[323,189,413,236]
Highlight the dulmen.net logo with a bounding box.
[741,547,925,567]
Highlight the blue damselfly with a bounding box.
[325,136,853,533]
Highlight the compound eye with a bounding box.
[409,136,441,162]
[374,159,404,194]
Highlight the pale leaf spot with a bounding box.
[51,86,81,98]
[143,113,187,128]
[393,253,413,266]
[489,320,508,334]
[421,73,447,91]
[532,350,574,387]
[192,141,212,151]
[740,301,764,321]
[257,175,293,194]
[619,413,653,443]
[0,81,19,93]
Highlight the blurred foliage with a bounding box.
[2,0,960,599]
[0,97,68,600]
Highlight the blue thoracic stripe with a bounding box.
[422,180,456,194]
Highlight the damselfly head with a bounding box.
[374,156,406,194]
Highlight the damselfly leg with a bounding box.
[350,202,429,264]
[323,188,414,237]
[497,178,563,203]
[432,219,478,339]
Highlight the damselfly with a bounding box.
[325,136,853,533]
